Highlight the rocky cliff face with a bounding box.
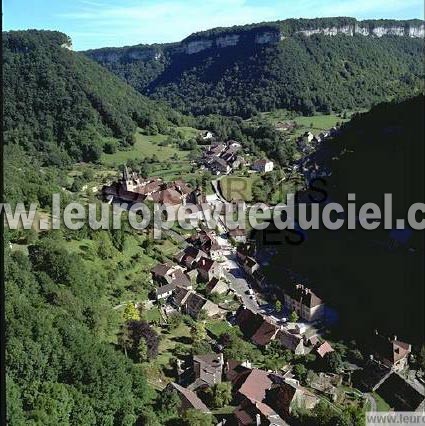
[60,41,73,50]
[85,19,424,61]
[295,23,425,38]
[181,22,424,55]
[85,46,162,63]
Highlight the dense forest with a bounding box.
[5,233,157,425]
[86,18,424,117]
[3,30,186,167]
[260,95,424,346]
[3,30,184,424]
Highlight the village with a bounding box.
[6,13,425,426]
[101,128,425,425]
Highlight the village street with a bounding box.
[212,234,261,312]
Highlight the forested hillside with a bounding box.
[85,18,424,117]
[3,30,186,425]
[3,30,185,166]
[5,235,158,425]
[262,95,424,344]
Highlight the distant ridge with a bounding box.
[85,18,424,118]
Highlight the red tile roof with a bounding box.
[170,269,191,288]
[251,320,279,347]
[238,369,273,402]
[234,306,264,340]
[277,328,304,352]
[169,382,210,413]
[373,334,412,366]
[315,341,334,358]
[225,360,251,384]
[253,159,271,167]
[151,188,182,205]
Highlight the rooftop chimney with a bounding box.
[256,414,261,426]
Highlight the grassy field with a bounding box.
[101,131,189,167]
[62,230,185,306]
[372,392,392,411]
[269,180,300,204]
[101,126,199,167]
[219,174,259,202]
[146,322,193,389]
[293,114,348,134]
[205,319,233,338]
[256,109,353,138]
[99,126,212,183]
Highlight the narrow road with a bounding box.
[222,251,261,313]
[211,178,229,204]
[365,393,377,412]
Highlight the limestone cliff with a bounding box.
[84,18,424,61]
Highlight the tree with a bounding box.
[182,409,214,426]
[197,309,208,321]
[30,382,74,425]
[94,231,115,260]
[117,325,132,358]
[289,311,299,323]
[104,140,117,154]
[123,303,140,322]
[275,300,282,313]
[220,330,262,363]
[348,349,364,364]
[191,322,207,344]
[293,364,308,383]
[208,382,232,408]
[265,340,284,358]
[119,320,160,360]
[313,400,334,424]
[156,387,180,422]
[138,339,149,363]
[192,340,212,356]
[325,351,344,373]
[168,312,183,330]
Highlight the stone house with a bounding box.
[197,257,223,282]
[251,159,274,173]
[283,284,325,322]
[205,277,229,295]
[276,327,306,355]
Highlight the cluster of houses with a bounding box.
[102,129,423,419]
[199,133,274,175]
[201,140,244,175]
[159,298,423,423]
[297,128,339,155]
[235,243,265,287]
[150,230,230,318]
[233,304,334,359]
[151,225,424,419]
[292,128,342,185]
[350,331,425,412]
[103,166,203,208]
[164,351,319,425]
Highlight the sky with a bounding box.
[3,0,424,50]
